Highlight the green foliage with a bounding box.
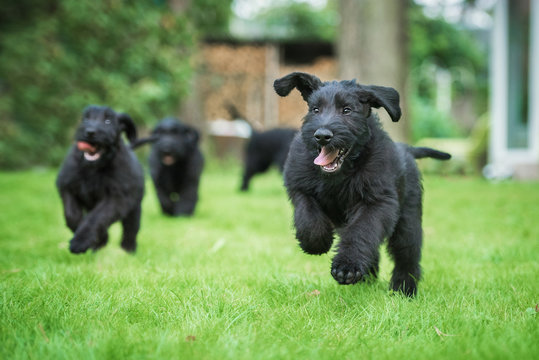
[0,0,57,32]
[188,0,234,36]
[0,166,538,359]
[252,1,337,41]
[409,3,489,139]
[411,96,462,142]
[409,5,486,72]
[0,0,206,169]
[468,112,490,171]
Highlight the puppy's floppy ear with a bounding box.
[274,72,323,102]
[358,85,401,122]
[117,113,137,144]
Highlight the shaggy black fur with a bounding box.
[274,72,451,296]
[240,128,297,191]
[132,118,204,216]
[226,104,297,192]
[56,105,144,254]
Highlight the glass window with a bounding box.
[507,0,530,149]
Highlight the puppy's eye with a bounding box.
[104,119,112,125]
[342,107,352,115]
[312,107,320,114]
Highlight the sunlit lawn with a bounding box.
[0,162,537,359]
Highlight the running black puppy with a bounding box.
[226,104,297,191]
[240,128,297,191]
[274,72,451,296]
[133,118,203,216]
[56,105,144,254]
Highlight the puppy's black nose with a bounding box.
[85,128,96,138]
[314,128,333,145]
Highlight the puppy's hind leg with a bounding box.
[121,205,141,253]
[387,205,422,297]
[240,169,254,192]
[240,155,270,191]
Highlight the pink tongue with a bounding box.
[314,147,339,166]
[162,155,175,166]
[77,141,96,153]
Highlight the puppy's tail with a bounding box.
[226,103,246,121]
[225,102,262,131]
[130,135,159,150]
[409,146,451,160]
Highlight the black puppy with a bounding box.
[133,118,203,216]
[274,72,451,296]
[56,105,144,254]
[240,128,297,191]
[226,104,297,191]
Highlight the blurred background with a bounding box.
[0,0,537,179]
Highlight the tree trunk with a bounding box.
[338,0,410,142]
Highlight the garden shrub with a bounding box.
[0,0,197,169]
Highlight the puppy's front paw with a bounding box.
[331,256,369,285]
[69,232,96,254]
[297,232,334,255]
[69,240,90,254]
[295,222,334,255]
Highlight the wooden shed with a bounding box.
[191,39,336,130]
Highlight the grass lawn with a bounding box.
[0,162,537,359]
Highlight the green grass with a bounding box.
[0,163,537,359]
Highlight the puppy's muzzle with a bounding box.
[312,128,352,173]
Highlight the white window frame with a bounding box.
[490,0,539,167]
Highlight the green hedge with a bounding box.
[0,0,198,169]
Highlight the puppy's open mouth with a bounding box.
[77,141,103,162]
[314,146,352,173]
[161,155,176,166]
